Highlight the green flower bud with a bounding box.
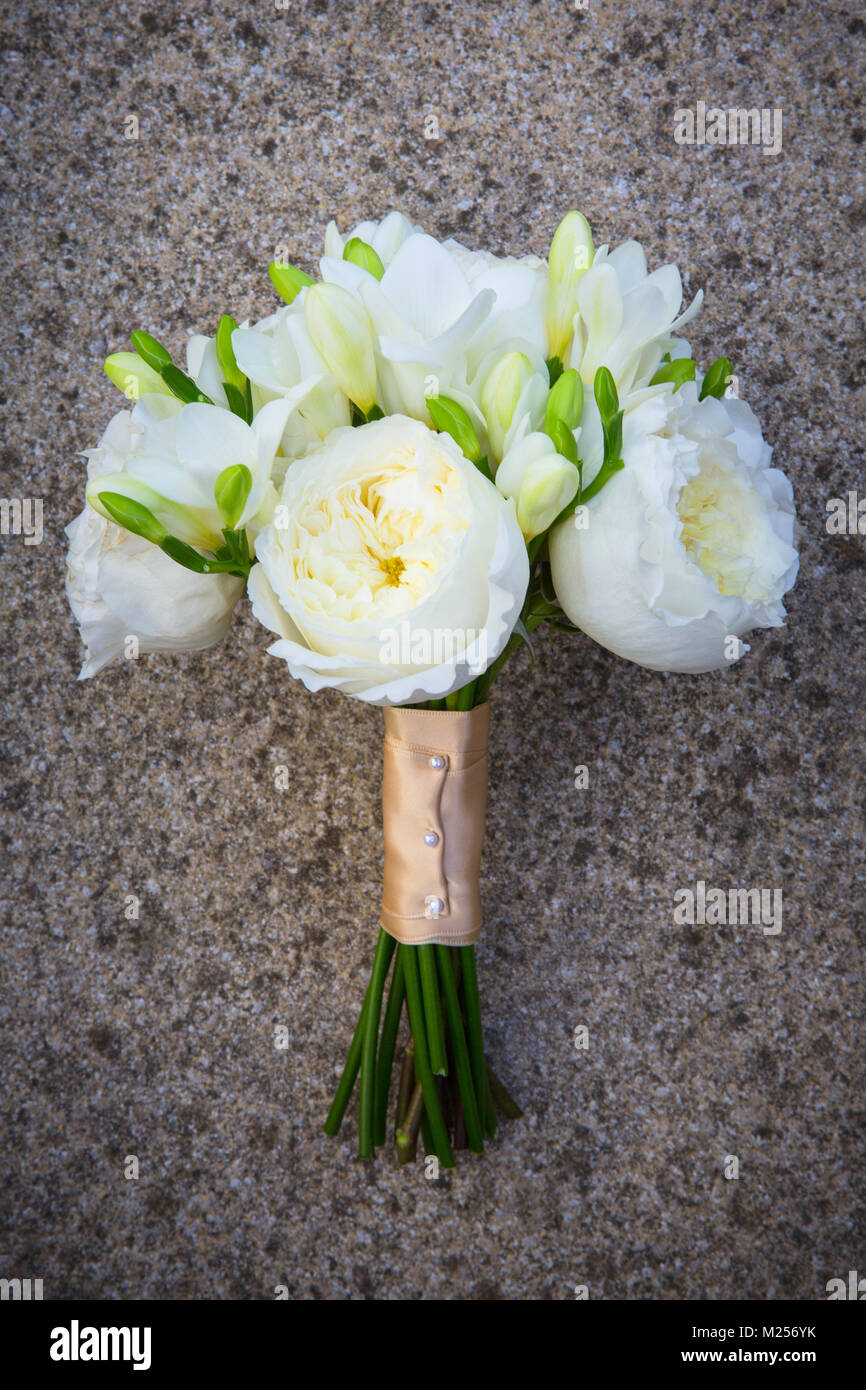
[104,352,174,402]
[650,358,697,392]
[544,367,584,436]
[342,237,385,281]
[593,366,619,425]
[129,330,172,373]
[214,464,252,531]
[699,356,734,401]
[427,394,482,466]
[268,260,315,305]
[95,491,168,545]
[215,315,246,393]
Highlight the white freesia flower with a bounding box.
[248,414,529,704]
[318,220,548,421]
[66,411,243,678]
[549,384,799,672]
[323,210,419,268]
[479,349,549,463]
[85,394,292,549]
[230,304,351,464]
[545,210,594,363]
[568,239,703,396]
[496,427,579,541]
[303,282,379,413]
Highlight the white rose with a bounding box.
[549,385,799,672]
[66,411,243,677]
[248,414,529,704]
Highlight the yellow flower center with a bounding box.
[678,460,771,601]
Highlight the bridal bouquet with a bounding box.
[66,210,799,1168]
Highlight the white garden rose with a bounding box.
[248,414,529,704]
[549,384,799,673]
[66,411,243,677]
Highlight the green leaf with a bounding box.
[214,464,252,530]
[365,403,384,422]
[699,356,733,400]
[343,237,385,280]
[97,491,167,544]
[650,358,696,392]
[593,366,619,425]
[269,260,315,304]
[130,330,172,372]
[545,367,583,434]
[216,314,245,392]
[427,395,482,465]
[161,364,213,405]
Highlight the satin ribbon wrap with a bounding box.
[380,704,490,946]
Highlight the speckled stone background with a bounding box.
[1,0,864,1301]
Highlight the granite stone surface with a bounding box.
[1,0,864,1301]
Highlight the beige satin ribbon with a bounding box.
[380,704,490,946]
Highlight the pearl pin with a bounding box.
[423,831,439,847]
[424,895,445,918]
[429,755,445,770]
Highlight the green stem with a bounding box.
[323,990,368,1136]
[419,1110,434,1155]
[459,944,497,1139]
[396,1081,424,1163]
[436,945,483,1152]
[358,929,395,1158]
[418,944,448,1076]
[400,945,454,1168]
[395,1040,414,1132]
[374,950,405,1147]
[456,678,477,710]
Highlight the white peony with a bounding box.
[248,414,529,704]
[66,411,243,677]
[549,384,799,672]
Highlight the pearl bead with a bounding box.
[429,755,445,770]
[423,831,439,847]
[424,895,444,918]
